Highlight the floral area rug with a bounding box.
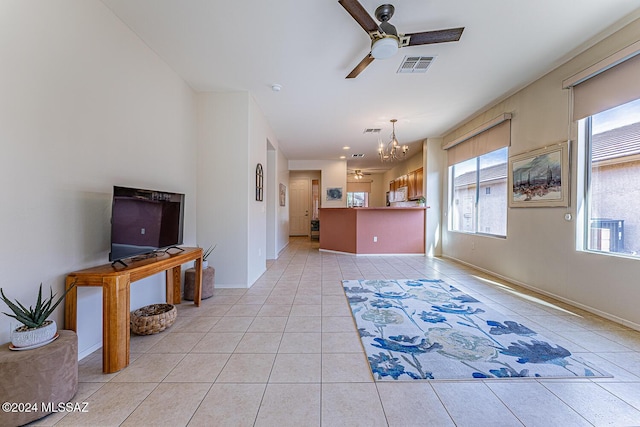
[342,279,610,381]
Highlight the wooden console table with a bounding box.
[64,247,203,373]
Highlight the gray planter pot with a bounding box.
[11,320,57,348]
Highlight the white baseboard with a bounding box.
[442,255,640,333]
[78,342,101,361]
[319,249,425,257]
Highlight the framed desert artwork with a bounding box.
[508,141,569,208]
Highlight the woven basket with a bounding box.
[130,303,177,335]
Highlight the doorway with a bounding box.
[289,177,310,236]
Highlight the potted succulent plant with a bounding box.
[1,282,76,349]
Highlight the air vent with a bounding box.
[363,128,381,134]
[398,56,434,74]
[351,153,365,158]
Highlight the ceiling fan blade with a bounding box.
[346,53,374,79]
[338,0,378,33]
[405,27,465,46]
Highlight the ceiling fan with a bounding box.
[338,0,464,78]
[349,169,372,179]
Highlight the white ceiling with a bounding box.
[101,0,640,173]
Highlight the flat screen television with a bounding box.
[109,186,185,265]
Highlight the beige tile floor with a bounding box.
[32,237,640,426]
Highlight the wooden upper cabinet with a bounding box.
[415,167,423,198]
[390,169,424,201]
[407,172,416,198]
[407,167,424,200]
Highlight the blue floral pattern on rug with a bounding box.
[342,279,610,381]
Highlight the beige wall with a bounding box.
[425,138,445,256]
[441,17,640,329]
[0,1,289,356]
[197,91,285,286]
[382,148,424,187]
[290,170,321,182]
[346,173,387,207]
[289,160,348,208]
[0,1,198,353]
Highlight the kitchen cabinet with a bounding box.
[407,172,416,198]
[389,175,410,202]
[389,170,422,201]
[408,167,424,200]
[389,181,395,202]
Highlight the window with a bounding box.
[582,97,640,257]
[347,192,368,207]
[346,181,371,207]
[450,147,508,236]
[444,114,511,237]
[565,44,640,258]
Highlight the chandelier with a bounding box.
[353,170,364,180]
[378,119,409,162]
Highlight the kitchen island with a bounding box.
[318,207,425,255]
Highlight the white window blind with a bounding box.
[444,115,511,166]
[563,41,640,121]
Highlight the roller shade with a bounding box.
[572,53,640,121]
[347,181,371,193]
[445,118,511,166]
[563,41,640,121]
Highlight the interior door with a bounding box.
[290,177,310,236]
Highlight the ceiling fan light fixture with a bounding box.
[371,36,398,59]
[339,0,464,79]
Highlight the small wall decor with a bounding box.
[508,141,569,208]
[326,187,343,201]
[279,183,286,206]
[256,163,264,201]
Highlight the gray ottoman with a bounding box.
[184,266,215,300]
[0,329,78,427]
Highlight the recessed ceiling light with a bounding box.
[343,146,350,150]
[340,155,346,159]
